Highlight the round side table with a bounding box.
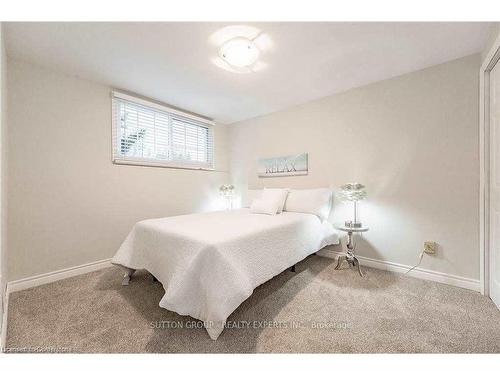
[333,223,369,277]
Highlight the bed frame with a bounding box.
[121,267,135,285]
[120,264,297,285]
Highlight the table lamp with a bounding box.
[339,183,367,228]
[219,184,235,209]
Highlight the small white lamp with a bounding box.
[339,183,367,228]
[219,184,235,210]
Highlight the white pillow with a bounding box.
[284,188,332,220]
[250,198,280,215]
[261,188,289,213]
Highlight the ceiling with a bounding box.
[5,22,493,124]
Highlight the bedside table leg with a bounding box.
[335,255,346,270]
[352,257,364,277]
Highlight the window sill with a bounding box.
[112,158,215,171]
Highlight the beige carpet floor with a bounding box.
[5,255,500,353]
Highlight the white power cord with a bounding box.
[406,250,425,274]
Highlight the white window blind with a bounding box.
[112,92,214,169]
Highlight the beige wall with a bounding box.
[7,59,230,281]
[4,53,483,282]
[229,54,481,280]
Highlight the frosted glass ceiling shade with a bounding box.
[219,37,260,68]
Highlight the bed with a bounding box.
[112,196,338,340]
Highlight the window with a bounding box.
[112,92,214,169]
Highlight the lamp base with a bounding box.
[345,221,363,228]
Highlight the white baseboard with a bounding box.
[317,248,481,292]
[0,275,4,351]
[1,290,8,351]
[6,258,113,294]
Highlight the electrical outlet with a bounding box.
[424,241,436,255]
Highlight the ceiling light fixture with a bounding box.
[219,37,260,68]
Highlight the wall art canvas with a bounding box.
[258,153,308,177]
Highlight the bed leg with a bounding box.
[121,267,136,286]
[290,264,296,273]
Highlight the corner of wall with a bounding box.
[0,21,9,350]
[482,23,500,64]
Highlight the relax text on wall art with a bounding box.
[258,153,308,177]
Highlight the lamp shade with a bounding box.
[219,184,235,196]
[339,183,367,202]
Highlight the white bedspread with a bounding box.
[112,209,338,340]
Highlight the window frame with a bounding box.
[111,91,215,170]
